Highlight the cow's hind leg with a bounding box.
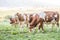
[41,23,44,32]
[38,24,41,32]
[55,18,59,32]
[56,22,59,32]
[55,14,59,32]
[57,22,59,27]
[38,22,44,32]
[26,24,28,27]
[51,23,55,32]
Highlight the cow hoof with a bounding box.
[29,30,32,33]
[42,31,44,33]
[38,30,40,32]
[29,31,31,33]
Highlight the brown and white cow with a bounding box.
[10,11,59,32]
[28,14,44,32]
[44,11,59,25]
[44,11,59,31]
[28,11,59,32]
[10,15,19,27]
[15,13,29,27]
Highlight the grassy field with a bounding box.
[0,7,60,40]
[0,20,60,40]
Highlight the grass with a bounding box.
[0,21,60,40]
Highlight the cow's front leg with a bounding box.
[29,26,34,32]
[39,22,44,32]
[51,23,55,32]
[57,22,59,32]
[41,25,44,32]
[20,22,23,28]
[38,23,41,32]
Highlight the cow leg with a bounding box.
[55,15,59,32]
[55,18,59,32]
[41,23,44,32]
[29,25,35,32]
[29,26,33,32]
[57,22,59,32]
[20,22,24,31]
[38,25,41,32]
[12,23,17,27]
[51,23,55,32]
[24,20,28,27]
[38,23,41,32]
[26,21,29,27]
[20,22,22,27]
[41,25,44,32]
[38,22,44,32]
[15,23,17,27]
[11,24,14,27]
[25,22,28,27]
[20,22,23,28]
[57,22,59,27]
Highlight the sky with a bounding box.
[0,0,60,8]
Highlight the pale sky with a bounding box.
[0,0,60,8]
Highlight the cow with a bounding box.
[28,14,44,32]
[44,11,59,32]
[15,13,29,27]
[9,15,19,27]
[9,11,59,32]
[28,11,59,32]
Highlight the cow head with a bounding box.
[9,16,19,24]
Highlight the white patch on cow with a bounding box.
[38,12,46,20]
[21,14,26,21]
[33,14,36,17]
[54,14,57,18]
[46,16,48,20]
[27,15,29,21]
[23,15,26,21]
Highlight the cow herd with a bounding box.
[10,11,59,32]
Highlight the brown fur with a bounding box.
[44,11,59,27]
[29,14,44,32]
[29,11,59,32]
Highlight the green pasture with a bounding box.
[0,21,60,40]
